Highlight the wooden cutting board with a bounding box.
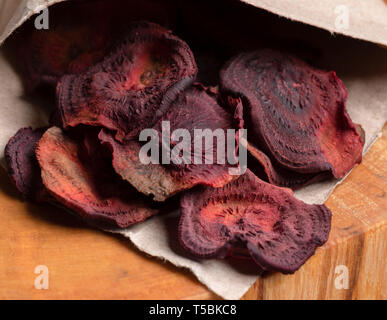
[0,125,386,300]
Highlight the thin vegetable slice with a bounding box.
[20,0,112,91]
[247,141,329,189]
[57,21,197,141]
[179,170,331,274]
[5,127,46,200]
[36,127,158,228]
[220,49,364,179]
[99,86,238,201]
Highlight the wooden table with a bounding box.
[0,125,386,300]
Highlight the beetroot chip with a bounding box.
[5,127,46,200]
[220,49,364,180]
[21,6,111,91]
[99,86,239,201]
[227,96,327,189]
[20,0,177,91]
[247,141,329,189]
[179,170,331,274]
[35,127,158,228]
[57,21,198,141]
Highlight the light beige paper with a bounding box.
[0,0,386,300]
[243,0,387,47]
[0,0,66,45]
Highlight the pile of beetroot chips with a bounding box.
[5,21,365,274]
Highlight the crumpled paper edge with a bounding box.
[1,0,387,47]
[242,0,387,47]
[0,0,67,46]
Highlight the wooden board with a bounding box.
[0,124,386,300]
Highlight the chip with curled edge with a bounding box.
[179,169,331,274]
[220,49,364,187]
[36,127,159,228]
[99,86,240,202]
[5,127,46,200]
[57,21,198,142]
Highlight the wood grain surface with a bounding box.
[0,124,386,300]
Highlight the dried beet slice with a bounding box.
[57,21,197,141]
[19,0,176,91]
[179,170,331,274]
[77,127,115,176]
[99,86,238,201]
[21,21,110,91]
[99,134,235,202]
[220,49,364,179]
[4,127,46,200]
[247,141,329,189]
[227,96,327,189]
[35,127,158,228]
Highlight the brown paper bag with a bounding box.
[0,0,386,299]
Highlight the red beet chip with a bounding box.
[20,3,112,92]
[226,97,326,189]
[19,0,178,92]
[24,28,108,89]
[220,49,364,184]
[57,21,198,141]
[4,127,46,200]
[246,141,329,189]
[99,86,239,202]
[35,127,159,228]
[179,170,331,274]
